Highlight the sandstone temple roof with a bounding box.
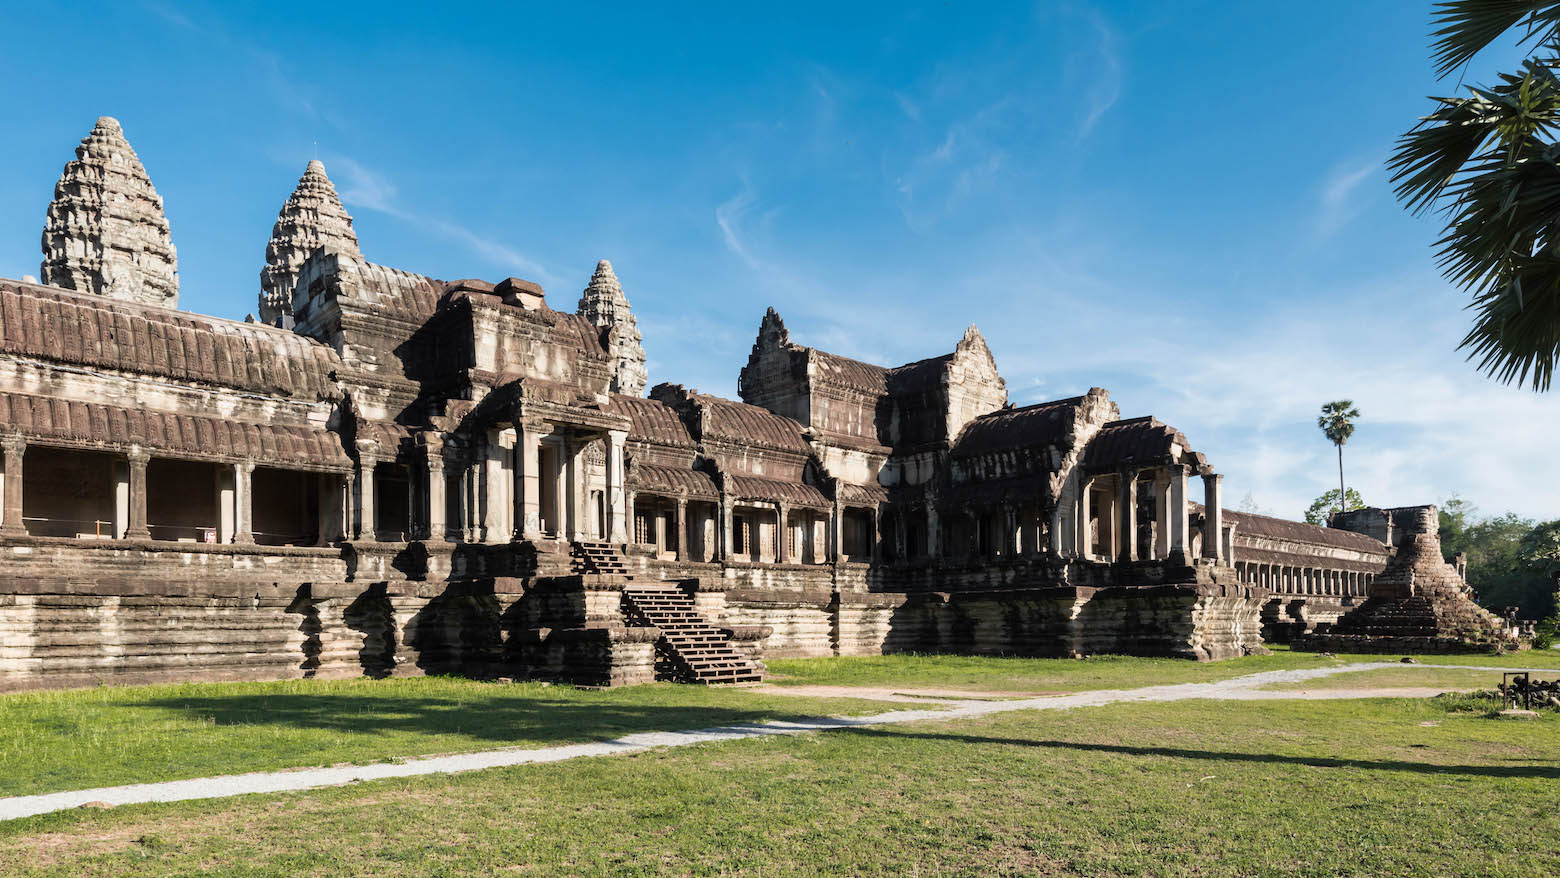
[40,117,179,309]
[0,277,340,400]
[259,160,362,326]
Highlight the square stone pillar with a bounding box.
[1166,464,1189,563]
[217,465,237,543]
[1046,499,1062,555]
[775,502,789,564]
[421,438,445,542]
[233,460,255,545]
[894,509,908,563]
[354,441,379,542]
[1116,470,1138,562]
[605,429,628,545]
[926,506,941,559]
[513,423,541,540]
[482,428,512,544]
[1152,471,1170,560]
[674,498,688,562]
[125,447,151,539]
[112,458,129,539]
[870,506,882,563]
[831,497,845,562]
[718,493,732,561]
[564,435,586,542]
[1201,472,1223,561]
[0,435,25,536]
[1076,476,1093,559]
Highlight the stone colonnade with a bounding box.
[0,433,347,546]
[1236,562,1373,597]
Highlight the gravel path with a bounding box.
[0,660,1541,822]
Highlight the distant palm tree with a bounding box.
[1389,2,1560,391]
[1317,401,1361,517]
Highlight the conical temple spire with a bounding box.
[258,159,362,326]
[577,259,648,395]
[41,116,179,308]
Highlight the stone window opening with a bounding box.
[20,446,118,539]
[373,462,411,542]
[251,468,322,547]
[147,458,224,542]
[843,508,873,560]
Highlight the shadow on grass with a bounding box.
[837,727,1560,780]
[134,690,835,747]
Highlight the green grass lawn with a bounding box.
[767,647,1560,692]
[0,677,893,797]
[7,650,1558,800]
[1,692,1555,876]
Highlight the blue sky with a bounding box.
[0,1,1552,522]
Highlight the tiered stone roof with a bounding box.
[40,117,178,309]
[576,260,647,396]
[0,278,340,399]
[259,160,362,326]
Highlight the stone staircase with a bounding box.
[621,583,765,685]
[570,540,631,575]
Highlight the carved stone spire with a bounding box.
[40,116,179,308]
[577,259,648,395]
[258,160,362,326]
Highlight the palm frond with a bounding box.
[1430,1,1560,78]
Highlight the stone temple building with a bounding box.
[0,118,1510,690]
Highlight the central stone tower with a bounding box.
[258,160,362,326]
[40,116,179,309]
[576,259,648,396]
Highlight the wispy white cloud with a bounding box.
[1314,157,1379,239]
[330,155,557,285]
[141,1,197,31]
[1075,9,1123,141]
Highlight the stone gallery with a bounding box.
[0,119,1514,690]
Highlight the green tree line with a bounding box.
[1438,496,1560,620]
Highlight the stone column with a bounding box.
[233,460,255,544]
[513,423,540,540]
[1152,471,1170,560]
[0,435,25,536]
[112,458,129,539]
[1201,472,1223,561]
[775,502,789,564]
[126,447,151,539]
[1165,464,1190,564]
[926,506,941,559]
[674,497,687,562]
[832,497,845,562]
[423,439,445,542]
[870,506,883,563]
[481,428,509,544]
[605,429,628,545]
[718,492,733,562]
[217,466,236,543]
[894,509,908,563]
[1046,499,1062,555]
[1116,470,1137,562]
[1076,476,1093,559]
[355,440,378,542]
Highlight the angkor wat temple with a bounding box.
[0,119,1513,690]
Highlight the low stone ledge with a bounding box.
[720,625,773,642]
[724,586,835,607]
[833,591,910,608]
[521,624,660,645]
[0,579,326,599]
